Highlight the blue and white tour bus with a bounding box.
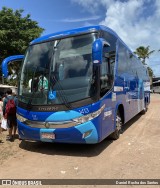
[1,25,150,144]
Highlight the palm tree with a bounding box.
[134,46,155,79]
[134,46,155,65]
[147,66,154,77]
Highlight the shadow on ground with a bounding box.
[19,113,142,157]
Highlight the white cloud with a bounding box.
[60,15,101,22]
[72,0,102,13]
[72,0,160,76]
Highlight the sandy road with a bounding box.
[0,94,160,187]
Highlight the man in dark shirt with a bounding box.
[3,89,17,141]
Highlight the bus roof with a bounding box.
[30,25,119,45]
[30,25,139,62]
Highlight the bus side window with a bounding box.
[100,48,113,97]
[109,51,115,76]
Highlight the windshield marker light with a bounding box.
[72,104,105,124]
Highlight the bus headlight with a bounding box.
[16,114,27,123]
[72,104,105,124]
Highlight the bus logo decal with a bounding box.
[45,122,50,128]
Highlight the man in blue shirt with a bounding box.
[3,89,17,141]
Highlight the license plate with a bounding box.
[41,132,55,139]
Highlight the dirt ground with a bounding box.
[0,94,160,188]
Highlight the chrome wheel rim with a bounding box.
[116,115,122,131]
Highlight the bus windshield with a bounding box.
[19,33,97,106]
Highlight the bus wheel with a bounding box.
[110,111,122,140]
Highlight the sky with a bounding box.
[0,0,160,76]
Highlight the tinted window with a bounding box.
[118,42,130,75]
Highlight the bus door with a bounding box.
[92,38,115,139]
[100,47,115,138]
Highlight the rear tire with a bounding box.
[110,111,122,140]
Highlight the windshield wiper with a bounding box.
[27,90,35,110]
[50,75,72,109]
[49,40,72,109]
[26,66,38,110]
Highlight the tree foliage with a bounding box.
[0,7,44,84]
[0,7,44,60]
[134,46,155,65]
[147,66,153,78]
[134,46,155,78]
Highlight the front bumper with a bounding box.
[18,120,100,144]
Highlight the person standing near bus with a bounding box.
[0,96,3,134]
[3,89,17,141]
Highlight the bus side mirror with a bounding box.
[92,38,110,64]
[1,55,24,78]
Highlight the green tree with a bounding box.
[134,46,155,78]
[0,7,44,84]
[147,66,154,77]
[134,46,155,65]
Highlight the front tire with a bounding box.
[110,111,122,140]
